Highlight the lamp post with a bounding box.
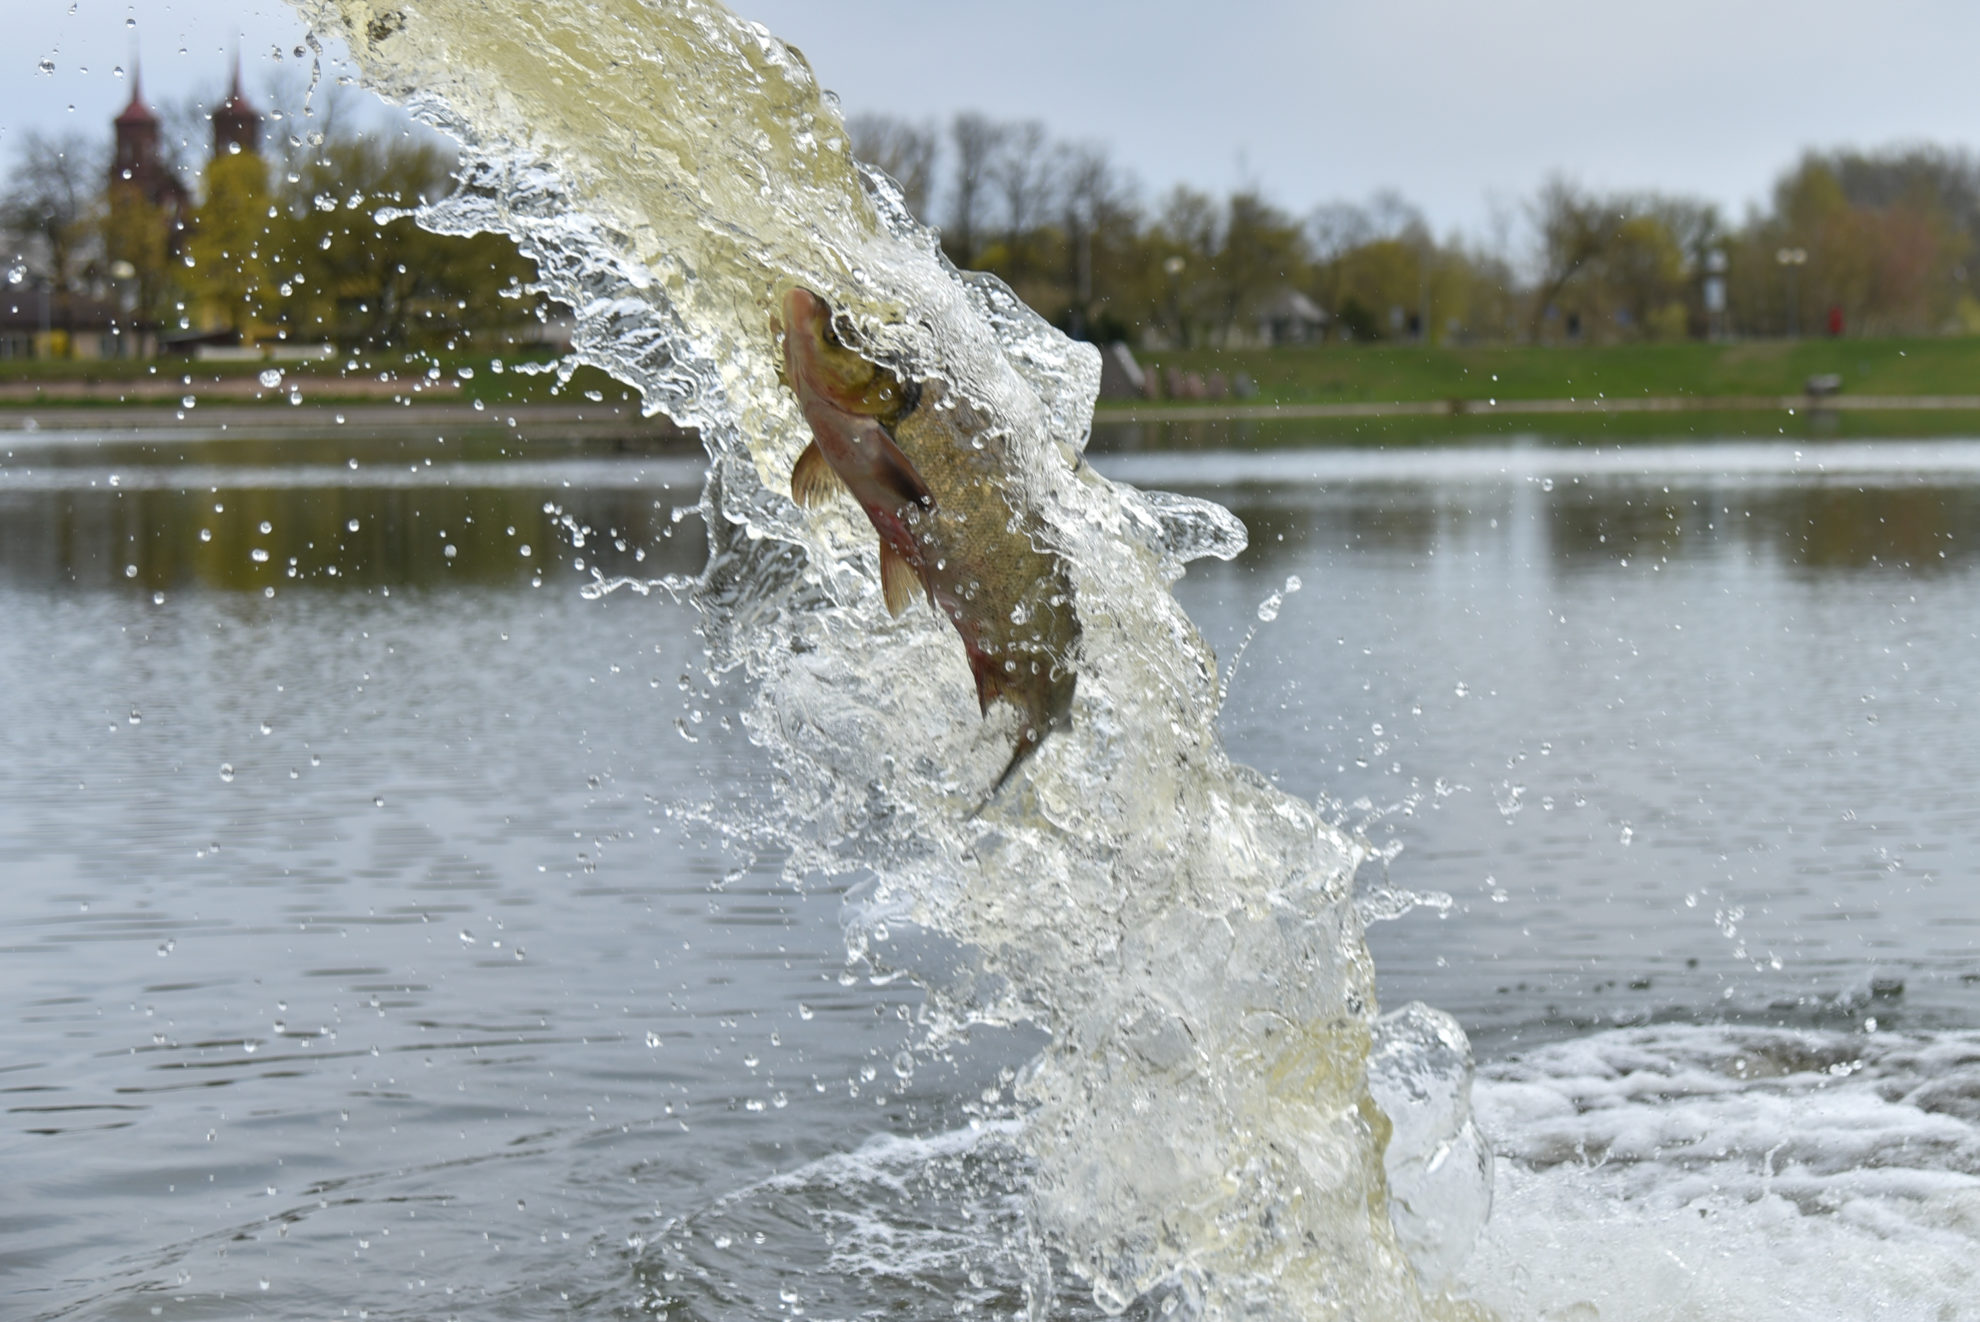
[108,260,138,360]
[1163,254,1186,349]
[1776,246,1807,338]
[1703,249,1728,340]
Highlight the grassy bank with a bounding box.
[12,337,1980,448]
[1117,336,1980,408]
[1089,406,1980,452]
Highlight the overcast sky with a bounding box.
[11,0,1980,241]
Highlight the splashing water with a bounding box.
[295,1,1488,1316]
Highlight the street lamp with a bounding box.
[1776,246,1807,338]
[1163,254,1186,348]
[109,260,139,360]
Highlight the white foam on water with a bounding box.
[1459,1025,1980,1321]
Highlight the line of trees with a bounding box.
[852,111,1980,347]
[9,86,1980,355]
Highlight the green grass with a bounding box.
[1089,407,1980,451]
[1117,337,1980,408]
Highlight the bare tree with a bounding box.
[1308,201,1374,263]
[1526,177,1610,339]
[1057,142,1129,338]
[1366,188,1427,242]
[946,112,1005,264]
[1,131,99,288]
[846,112,938,219]
[988,120,1054,238]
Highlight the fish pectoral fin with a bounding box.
[878,539,920,617]
[864,424,935,511]
[790,441,845,509]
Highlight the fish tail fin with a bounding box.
[973,664,1078,808]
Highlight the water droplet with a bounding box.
[180,395,195,409]
[1541,477,1556,492]
[112,65,124,78]
[346,518,360,532]
[798,1002,814,1020]
[259,720,272,736]
[892,1051,915,1079]
[251,548,270,563]
[1619,824,1635,846]
[372,796,384,808]
[443,544,457,559]
[124,563,138,578]
[36,58,54,76]
[258,368,283,389]
[128,708,141,725]
[218,763,234,782]
[645,1030,662,1048]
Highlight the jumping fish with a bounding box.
[776,287,1078,788]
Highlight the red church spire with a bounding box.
[212,48,262,157]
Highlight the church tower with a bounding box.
[211,57,262,157]
[109,67,188,215]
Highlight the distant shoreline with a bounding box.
[1097,393,1980,421]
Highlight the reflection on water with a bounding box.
[1206,474,1976,576]
[0,447,705,594]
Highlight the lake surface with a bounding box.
[3,430,1977,1320]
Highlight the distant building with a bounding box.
[4,59,273,360]
[211,60,263,158]
[109,68,190,219]
[1256,289,1327,346]
[0,290,129,360]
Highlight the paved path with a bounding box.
[0,401,694,446]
